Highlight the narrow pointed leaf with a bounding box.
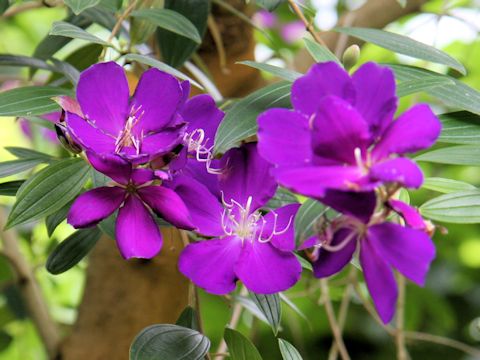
[64,0,101,15]
[46,228,101,274]
[304,38,340,64]
[415,145,480,166]
[420,190,480,223]
[0,181,25,196]
[6,158,90,229]
[224,328,263,360]
[250,292,281,335]
[5,147,54,161]
[49,21,110,46]
[278,339,303,360]
[422,177,476,194]
[123,54,203,89]
[215,81,291,154]
[294,199,331,247]
[336,27,465,74]
[0,55,54,71]
[255,0,284,11]
[438,111,480,145]
[130,324,210,360]
[157,0,209,68]
[0,86,72,117]
[388,64,480,115]
[238,61,301,82]
[396,77,454,98]
[46,201,74,237]
[175,306,199,331]
[131,9,202,44]
[0,159,44,179]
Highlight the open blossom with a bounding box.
[302,191,435,324]
[67,152,194,259]
[62,62,188,164]
[169,143,302,294]
[257,61,441,198]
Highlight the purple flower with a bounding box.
[169,143,302,294]
[257,62,441,198]
[67,152,194,259]
[63,62,188,164]
[253,10,278,29]
[280,21,306,44]
[305,191,435,324]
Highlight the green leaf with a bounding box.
[156,0,209,68]
[175,306,199,331]
[6,158,90,229]
[45,201,74,237]
[396,77,454,98]
[0,54,54,71]
[0,0,10,15]
[5,147,53,161]
[237,61,301,82]
[336,27,465,74]
[233,295,269,324]
[123,54,203,89]
[294,199,332,247]
[415,145,480,166]
[278,339,303,360]
[130,324,210,360]
[0,159,44,179]
[255,0,284,11]
[266,188,298,209]
[224,328,263,360]
[438,111,480,145]
[295,254,312,272]
[46,228,101,274]
[388,64,480,115]
[250,292,281,335]
[422,177,476,194]
[49,21,110,46]
[49,58,81,85]
[64,0,101,15]
[82,6,117,30]
[0,181,25,196]
[0,86,72,117]
[420,190,480,223]
[215,81,291,154]
[303,38,340,64]
[131,9,202,44]
[279,293,308,322]
[34,14,92,61]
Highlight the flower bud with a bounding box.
[342,44,360,71]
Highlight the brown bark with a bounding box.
[61,228,190,360]
[294,0,429,72]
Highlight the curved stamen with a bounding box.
[321,231,357,252]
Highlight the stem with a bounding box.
[287,0,327,47]
[319,279,351,360]
[328,267,357,360]
[214,286,248,360]
[1,1,43,18]
[0,208,60,359]
[395,274,409,360]
[207,15,228,74]
[353,280,480,358]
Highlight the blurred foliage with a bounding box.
[1,0,480,359]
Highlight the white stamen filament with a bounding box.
[319,230,357,252]
[220,194,293,244]
[184,129,223,175]
[115,104,145,155]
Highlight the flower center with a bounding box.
[220,194,292,245]
[184,129,222,175]
[115,105,144,155]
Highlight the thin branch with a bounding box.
[319,279,351,360]
[0,207,60,359]
[353,280,480,358]
[1,1,43,18]
[214,286,248,360]
[287,0,327,47]
[395,274,409,360]
[107,0,137,44]
[207,15,229,74]
[328,267,357,360]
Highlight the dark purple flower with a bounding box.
[257,61,441,198]
[63,62,188,164]
[305,191,435,324]
[169,143,302,294]
[67,152,194,259]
